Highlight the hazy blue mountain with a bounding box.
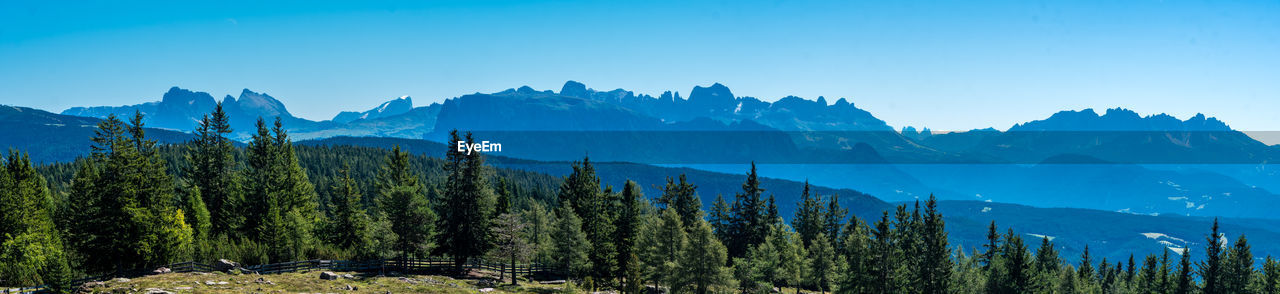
[293,102,441,140]
[331,96,414,123]
[919,108,1277,164]
[60,87,325,140]
[1,105,193,163]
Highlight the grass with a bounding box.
[78,270,576,294]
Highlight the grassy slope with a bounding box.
[80,270,573,294]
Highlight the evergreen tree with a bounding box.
[184,103,244,238]
[1159,248,1172,292]
[65,113,193,272]
[0,151,71,290]
[374,145,437,258]
[638,208,686,292]
[1262,256,1280,294]
[775,225,809,294]
[727,162,768,259]
[822,194,846,246]
[709,194,732,242]
[327,166,370,250]
[243,118,320,262]
[792,181,824,247]
[1222,234,1253,293]
[495,178,512,216]
[998,229,1032,293]
[919,195,951,293]
[1032,237,1061,292]
[837,219,871,294]
[437,131,497,271]
[182,186,212,262]
[1079,245,1095,282]
[869,211,894,293]
[659,174,700,229]
[552,201,592,279]
[1199,218,1224,294]
[614,180,644,292]
[982,221,1000,271]
[808,233,837,294]
[522,201,555,266]
[1176,248,1194,294]
[1140,254,1159,292]
[680,218,733,294]
[556,156,616,282]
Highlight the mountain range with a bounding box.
[2,80,1277,219]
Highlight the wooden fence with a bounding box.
[2,257,552,294]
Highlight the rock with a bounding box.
[480,288,495,292]
[204,281,217,285]
[214,259,241,272]
[143,288,173,294]
[175,287,192,290]
[216,281,228,285]
[541,280,567,285]
[342,274,355,279]
[256,277,276,285]
[152,267,171,274]
[113,278,131,283]
[320,271,340,280]
[82,281,106,288]
[340,284,358,291]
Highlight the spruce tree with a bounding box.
[556,156,615,282]
[327,166,370,250]
[837,219,871,294]
[659,174,700,228]
[870,211,894,293]
[1032,237,1061,291]
[792,181,824,247]
[552,201,592,279]
[1262,256,1280,294]
[919,195,951,293]
[182,186,212,262]
[999,229,1032,293]
[374,145,437,258]
[522,201,555,266]
[492,212,531,285]
[1176,248,1194,294]
[614,180,644,292]
[184,103,244,238]
[243,118,319,262]
[775,225,809,294]
[1222,234,1253,293]
[822,194,846,246]
[437,131,497,272]
[1199,218,1224,294]
[728,162,768,259]
[1140,254,1159,291]
[708,194,732,242]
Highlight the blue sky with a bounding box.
[2,0,1278,136]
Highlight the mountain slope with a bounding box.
[1,105,194,163]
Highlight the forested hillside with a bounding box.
[3,107,1280,293]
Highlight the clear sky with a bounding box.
[2,0,1278,136]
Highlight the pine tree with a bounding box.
[808,233,837,294]
[522,201,555,266]
[556,156,615,282]
[638,208,686,292]
[327,166,370,250]
[1222,234,1253,293]
[728,162,768,259]
[659,174,700,229]
[66,113,193,272]
[1200,218,1224,294]
[614,180,644,292]
[1032,237,1061,292]
[0,151,71,289]
[982,221,1000,271]
[998,229,1032,293]
[184,103,244,238]
[1079,245,1095,282]
[870,211,894,293]
[709,194,732,242]
[680,218,733,294]
[243,118,320,262]
[1159,248,1172,292]
[775,225,809,294]
[1140,254,1159,291]
[437,131,497,271]
[1176,248,1194,294]
[837,219,871,294]
[1262,256,1280,294]
[792,181,824,247]
[552,201,592,279]
[919,195,951,293]
[374,145,437,258]
[822,194,846,246]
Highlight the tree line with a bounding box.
[2,104,1280,293]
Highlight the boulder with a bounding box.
[342,274,355,279]
[214,259,241,272]
[320,272,340,280]
[152,267,171,274]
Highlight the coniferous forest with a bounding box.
[5,105,1280,294]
